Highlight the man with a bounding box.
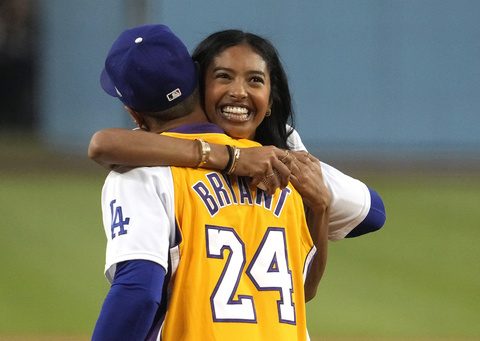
[92,24,324,340]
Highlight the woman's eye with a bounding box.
[250,76,265,84]
[215,72,230,79]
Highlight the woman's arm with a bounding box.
[287,128,386,240]
[303,206,329,302]
[89,128,223,169]
[289,152,331,301]
[88,128,292,187]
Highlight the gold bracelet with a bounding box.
[195,138,211,168]
[227,146,241,175]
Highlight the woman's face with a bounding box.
[203,44,271,140]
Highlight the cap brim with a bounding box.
[100,68,120,97]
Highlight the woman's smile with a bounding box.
[219,105,251,122]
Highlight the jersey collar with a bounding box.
[166,122,224,134]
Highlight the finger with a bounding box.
[307,152,319,163]
[290,157,304,176]
[258,171,279,195]
[255,178,267,191]
[292,160,314,184]
[268,169,281,194]
[273,168,289,190]
[267,170,281,194]
[251,175,262,188]
[291,150,308,159]
[290,151,310,164]
[289,173,300,189]
[272,159,291,188]
[301,152,313,164]
[277,170,290,189]
[277,149,293,164]
[273,157,292,174]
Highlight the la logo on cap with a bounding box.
[167,88,182,101]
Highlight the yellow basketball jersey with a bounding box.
[160,132,315,341]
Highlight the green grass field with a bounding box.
[1,142,479,340]
[307,173,480,340]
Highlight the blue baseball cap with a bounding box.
[100,24,197,112]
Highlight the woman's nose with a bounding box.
[228,80,247,100]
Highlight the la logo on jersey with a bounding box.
[110,199,130,239]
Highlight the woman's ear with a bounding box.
[267,101,273,116]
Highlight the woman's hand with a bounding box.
[232,146,294,194]
[289,151,331,211]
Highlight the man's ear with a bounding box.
[125,106,149,131]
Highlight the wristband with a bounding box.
[226,146,241,175]
[223,145,235,173]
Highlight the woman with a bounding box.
[89,29,386,243]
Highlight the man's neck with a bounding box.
[146,106,208,133]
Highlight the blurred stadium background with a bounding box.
[1,0,479,340]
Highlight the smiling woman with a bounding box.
[202,44,272,140]
[192,30,294,149]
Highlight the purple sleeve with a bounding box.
[92,260,166,341]
[346,188,386,238]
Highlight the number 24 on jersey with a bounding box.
[206,225,296,324]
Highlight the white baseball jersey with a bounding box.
[102,166,176,282]
[287,127,371,241]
